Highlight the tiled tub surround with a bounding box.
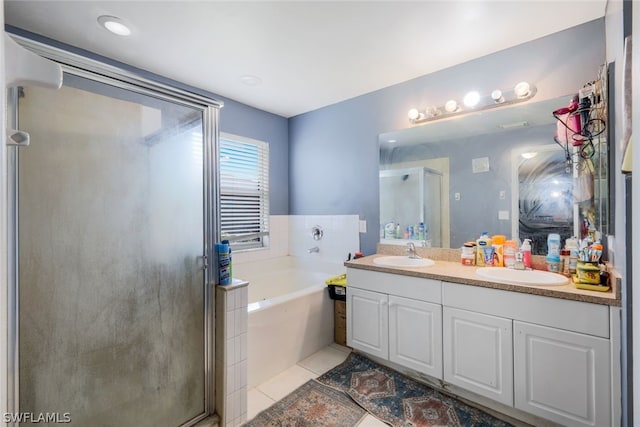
[233,214,360,388]
[235,256,344,388]
[215,280,249,427]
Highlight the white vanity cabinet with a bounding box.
[513,321,611,427]
[443,281,617,427]
[346,268,443,379]
[346,267,620,427]
[443,307,513,406]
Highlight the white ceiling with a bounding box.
[4,1,606,118]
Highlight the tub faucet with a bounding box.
[406,242,421,259]
[308,246,319,253]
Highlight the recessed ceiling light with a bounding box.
[98,15,131,36]
[387,139,397,143]
[240,75,262,86]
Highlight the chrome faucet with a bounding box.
[308,246,319,253]
[406,242,421,259]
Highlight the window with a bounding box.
[219,134,269,251]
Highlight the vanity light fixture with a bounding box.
[97,15,131,36]
[407,81,536,125]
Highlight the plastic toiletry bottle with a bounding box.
[547,233,561,257]
[492,235,505,267]
[521,239,532,269]
[503,240,518,269]
[418,222,426,241]
[476,232,493,267]
[384,221,395,239]
[546,254,560,272]
[216,241,231,285]
[560,249,571,276]
[565,237,579,275]
[395,223,402,239]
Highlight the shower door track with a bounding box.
[6,34,222,427]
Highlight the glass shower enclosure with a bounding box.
[7,42,220,426]
[379,167,443,247]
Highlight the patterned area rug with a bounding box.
[246,379,367,427]
[317,352,514,427]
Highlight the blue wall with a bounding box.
[6,26,290,215]
[289,19,606,254]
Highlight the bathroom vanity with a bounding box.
[345,250,621,427]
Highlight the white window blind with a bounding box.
[220,135,269,251]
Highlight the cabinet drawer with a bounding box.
[443,281,609,338]
[347,268,441,303]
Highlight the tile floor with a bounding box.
[246,343,387,426]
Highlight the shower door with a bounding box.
[9,71,215,426]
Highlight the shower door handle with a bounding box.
[6,129,30,146]
[197,255,208,270]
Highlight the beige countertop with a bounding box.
[345,247,620,307]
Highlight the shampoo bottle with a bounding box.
[521,239,532,269]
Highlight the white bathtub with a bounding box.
[233,256,344,388]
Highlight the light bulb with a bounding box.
[408,108,420,120]
[521,152,538,159]
[514,81,531,98]
[463,91,480,108]
[444,100,458,113]
[491,89,504,103]
[425,106,441,117]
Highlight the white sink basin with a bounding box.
[373,256,435,268]
[476,267,569,286]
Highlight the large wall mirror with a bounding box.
[379,91,609,255]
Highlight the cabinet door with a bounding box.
[389,295,442,379]
[443,307,513,406]
[347,287,388,359]
[514,321,611,427]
